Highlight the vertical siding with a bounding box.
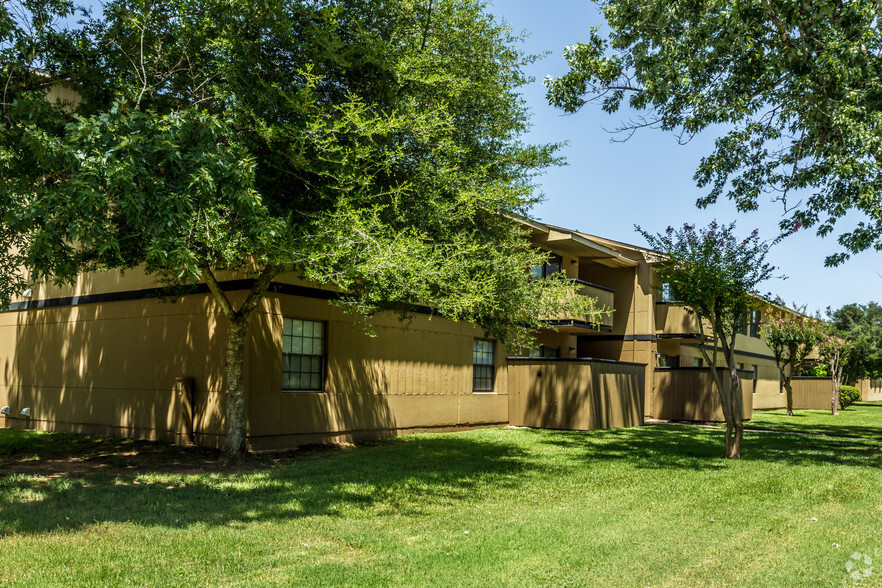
[790,377,837,410]
[652,368,753,421]
[507,358,645,430]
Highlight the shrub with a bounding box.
[839,386,861,410]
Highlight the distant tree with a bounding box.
[0,0,598,463]
[819,335,854,416]
[760,307,825,416]
[637,221,776,459]
[545,0,882,266]
[826,303,882,384]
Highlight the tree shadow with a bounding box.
[0,433,535,536]
[522,424,881,471]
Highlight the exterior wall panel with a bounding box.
[508,358,645,430]
[653,368,754,421]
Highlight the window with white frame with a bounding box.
[282,318,325,391]
[473,339,495,392]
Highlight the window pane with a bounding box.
[282,318,326,391]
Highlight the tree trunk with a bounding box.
[784,379,794,417]
[726,363,743,459]
[220,317,250,465]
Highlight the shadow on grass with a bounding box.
[0,433,534,536]
[522,423,882,470]
[1,423,879,536]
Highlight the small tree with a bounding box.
[759,307,825,417]
[819,335,854,416]
[638,221,776,459]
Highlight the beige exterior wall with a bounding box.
[653,369,754,421]
[0,270,510,449]
[0,292,228,446]
[508,359,644,430]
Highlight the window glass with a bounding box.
[282,318,325,391]
[473,339,495,391]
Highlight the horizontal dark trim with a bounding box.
[656,333,702,340]
[655,300,681,305]
[578,334,657,342]
[567,278,615,294]
[3,279,436,316]
[507,356,646,367]
[681,342,775,362]
[547,320,613,333]
[655,366,756,372]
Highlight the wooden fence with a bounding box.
[507,358,645,430]
[859,378,882,402]
[790,377,835,410]
[652,368,754,421]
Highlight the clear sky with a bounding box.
[489,0,880,315]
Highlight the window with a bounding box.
[661,282,675,302]
[530,252,563,278]
[530,345,560,358]
[691,357,704,368]
[750,310,761,338]
[657,354,680,368]
[282,318,325,391]
[473,339,495,391]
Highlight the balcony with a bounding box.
[545,279,615,331]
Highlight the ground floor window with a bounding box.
[473,339,495,392]
[282,318,326,391]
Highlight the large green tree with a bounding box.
[639,221,776,458]
[0,0,596,462]
[827,302,882,384]
[546,0,882,265]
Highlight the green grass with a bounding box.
[749,402,882,440]
[0,425,880,587]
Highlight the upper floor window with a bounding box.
[530,252,563,278]
[282,318,326,391]
[530,345,560,358]
[661,282,675,302]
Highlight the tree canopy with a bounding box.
[639,221,776,458]
[827,302,882,383]
[0,0,595,461]
[759,306,825,416]
[546,0,882,265]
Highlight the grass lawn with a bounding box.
[749,402,882,440]
[1,424,880,587]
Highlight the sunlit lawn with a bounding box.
[0,423,880,587]
[749,401,882,440]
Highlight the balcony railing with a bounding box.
[543,278,615,329]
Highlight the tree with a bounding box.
[0,0,598,463]
[827,302,882,384]
[638,221,775,458]
[759,307,825,416]
[819,335,854,415]
[545,0,882,265]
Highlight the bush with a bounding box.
[839,386,861,410]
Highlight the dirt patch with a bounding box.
[0,431,387,478]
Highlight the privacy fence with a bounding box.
[507,358,645,431]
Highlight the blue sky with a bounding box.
[490,0,880,315]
